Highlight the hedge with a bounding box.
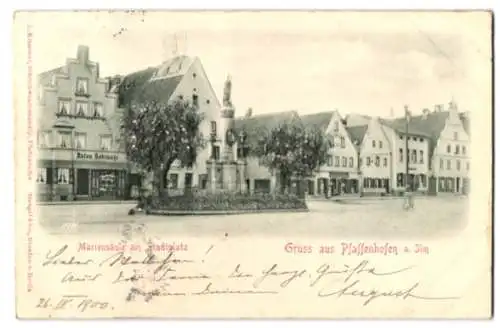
[140,191,308,211]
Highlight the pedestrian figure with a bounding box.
[403,191,415,210]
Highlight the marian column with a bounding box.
[220,76,238,191]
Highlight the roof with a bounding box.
[234,110,302,149]
[117,55,194,108]
[346,125,368,147]
[300,111,335,132]
[460,112,470,135]
[380,118,434,138]
[38,66,65,87]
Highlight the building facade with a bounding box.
[350,117,392,195]
[301,111,360,196]
[117,55,223,194]
[36,46,129,201]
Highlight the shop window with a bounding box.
[36,168,47,184]
[58,131,71,148]
[76,102,88,116]
[375,156,380,167]
[57,168,69,184]
[349,157,354,168]
[100,135,112,150]
[75,133,86,149]
[93,103,103,117]
[58,100,71,115]
[342,156,347,167]
[76,78,89,96]
[419,150,424,164]
[335,156,340,167]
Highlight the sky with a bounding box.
[24,11,491,118]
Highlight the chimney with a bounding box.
[77,45,89,63]
[245,107,253,118]
[422,108,430,118]
[434,104,443,112]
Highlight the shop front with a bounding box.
[37,148,130,201]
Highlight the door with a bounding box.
[77,169,89,195]
[185,173,193,190]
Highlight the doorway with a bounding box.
[77,169,89,195]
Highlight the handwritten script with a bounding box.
[34,244,459,313]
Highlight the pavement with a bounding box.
[37,196,470,240]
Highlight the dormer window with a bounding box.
[58,100,70,115]
[75,78,89,96]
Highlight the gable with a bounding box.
[361,119,391,154]
[325,111,357,153]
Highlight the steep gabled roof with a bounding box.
[117,55,194,108]
[300,111,335,132]
[388,111,449,140]
[234,110,302,148]
[346,125,368,148]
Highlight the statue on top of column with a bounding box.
[223,75,232,108]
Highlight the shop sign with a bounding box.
[76,151,121,162]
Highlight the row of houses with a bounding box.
[35,45,470,201]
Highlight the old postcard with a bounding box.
[13,11,492,319]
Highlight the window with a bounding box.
[453,132,458,140]
[100,135,112,150]
[440,159,444,169]
[399,135,403,140]
[93,103,103,117]
[340,137,345,148]
[375,156,380,167]
[75,133,86,149]
[76,78,89,95]
[349,157,354,168]
[57,168,69,184]
[411,150,417,163]
[342,157,347,167]
[447,145,451,153]
[462,146,466,155]
[466,162,470,171]
[211,121,217,135]
[38,131,50,148]
[58,131,71,148]
[36,168,47,184]
[457,160,461,171]
[413,137,417,141]
[379,141,382,148]
[447,159,451,170]
[168,173,179,189]
[76,102,88,116]
[383,157,388,167]
[372,140,376,148]
[334,121,339,132]
[335,156,340,167]
[455,145,460,155]
[420,138,424,142]
[359,158,362,167]
[58,100,70,115]
[419,150,424,164]
[399,148,403,162]
[366,156,371,166]
[211,145,220,160]
[192,93,199,107]
[327,155,333,166]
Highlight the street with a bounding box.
[36,196,469,239]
